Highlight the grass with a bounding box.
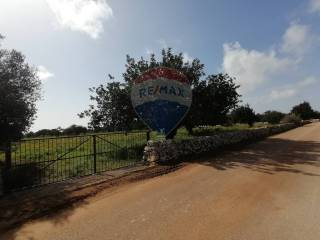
[0,123,269,189]
[0,131,148,188]
[149,127,193,141]
[191,123,270,137]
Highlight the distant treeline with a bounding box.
[25,101,320,138]
[25,125,88,138]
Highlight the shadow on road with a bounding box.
[0,178,93,240]
[0,164,179,239]
[2,137,320,239]
[198,138,320,177]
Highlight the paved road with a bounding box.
[3,123,320,240]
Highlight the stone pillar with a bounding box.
[143,141,159,166]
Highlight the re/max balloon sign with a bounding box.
[131,67,192,136]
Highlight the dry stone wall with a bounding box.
[143,123,304,164]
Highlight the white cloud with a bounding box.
[270,88,297,100]
[297,76,318,87]
[309,0,320,14]
[281,22,311,56]
[37,65,54,82]
[46,0,113,39]
[145,48,153,56]
[182,52,193,63]
[221,21,319,94]
[222,42,292,93]
[158,39,168,49]
[150,40,193,63]
[269,76,318,100]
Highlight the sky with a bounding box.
[0,0,320,131]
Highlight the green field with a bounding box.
[0,131,149,188]
[0,124,263,189]
[0,124,261,168]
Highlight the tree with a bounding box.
[0,35,41,147]
[123,48,205,87]
[79,80,141,131]
[280,113,301,124]
[231,104,256,126]
[32,128,61,137]
[262,110,285,124]
[184,74,240,133]
[123,48,207,138]
[81,48,240,137]
[81,49,205,133]
[255,113,264,122]
[290,101,315,120]
[62,125,87,135]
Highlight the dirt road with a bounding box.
[3,123,320,240]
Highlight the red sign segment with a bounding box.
[135,67,189,84]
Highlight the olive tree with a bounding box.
[81,48,240,138]
[291,101,316,120]
[231,104,257,126]
[0,35,41,148]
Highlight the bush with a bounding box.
[30,128,62,137]
[192,126,224,136]
[192,124,250,136]
[102,145,145,161]
[262,111,285,124]
[253,122,270,128]
[280,113,301,125]
[2,163,41,190]
[291,101,316,120]
[62,125,87,135]
[231,104,257,126]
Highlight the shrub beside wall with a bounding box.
[143,122,308,164]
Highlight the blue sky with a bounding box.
[1,0,320,131]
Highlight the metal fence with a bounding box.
[0,131,149,191]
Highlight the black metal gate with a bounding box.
[0,131,149,191]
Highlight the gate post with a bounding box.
[93,135,97,174]
[146,131,151,141]
[2,142,12,194]
[4,142,11,170]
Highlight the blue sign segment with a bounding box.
[135,100,189,135]
[131,67,192,136]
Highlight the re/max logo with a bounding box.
[139,85,185,98]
